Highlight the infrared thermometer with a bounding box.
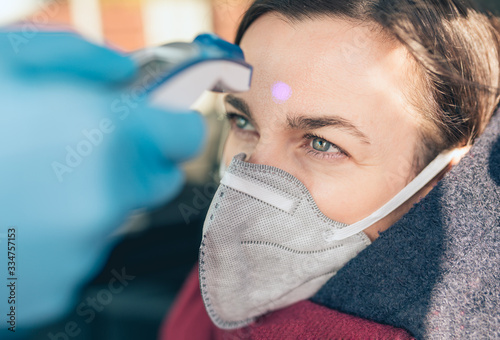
[131,33,253,110]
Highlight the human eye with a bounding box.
[226,112,256,132]
[303,133,348,160]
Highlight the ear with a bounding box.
[433,145,472,184]
[450,145,472,166]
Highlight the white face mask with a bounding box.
[202,149,462,329]
[0,0,43,26]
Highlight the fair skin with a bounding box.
[221,13,463,241]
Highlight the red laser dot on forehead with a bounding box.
[272,81,292,104]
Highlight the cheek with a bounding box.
[306,170,404,225]
[306,176,371,225]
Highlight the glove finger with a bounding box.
[0,31,136,83]
[133,107,207,164]
[137,163,186,209]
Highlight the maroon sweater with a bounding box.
[160,266,414,340]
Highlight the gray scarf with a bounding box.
[312,109,500,339]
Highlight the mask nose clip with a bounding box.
[235,152,248,162]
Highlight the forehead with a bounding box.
[238,13,417,129]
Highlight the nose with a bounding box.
[245,138,305,185]
[246,137,288,169]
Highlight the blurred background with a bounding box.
[14,0,500,52]
[10,0,498,339]
[16,0,251,51]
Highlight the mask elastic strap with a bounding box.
[328,148,465,241]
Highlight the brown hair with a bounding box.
[234,0,500,170]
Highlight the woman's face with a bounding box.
[221,14,429,241]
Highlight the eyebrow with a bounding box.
[225,94,253,119]
[287,116,371,144]
[224,94,371,144]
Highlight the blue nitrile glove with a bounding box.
[0,31,205,336]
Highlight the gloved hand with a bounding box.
[0,31,205,334]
